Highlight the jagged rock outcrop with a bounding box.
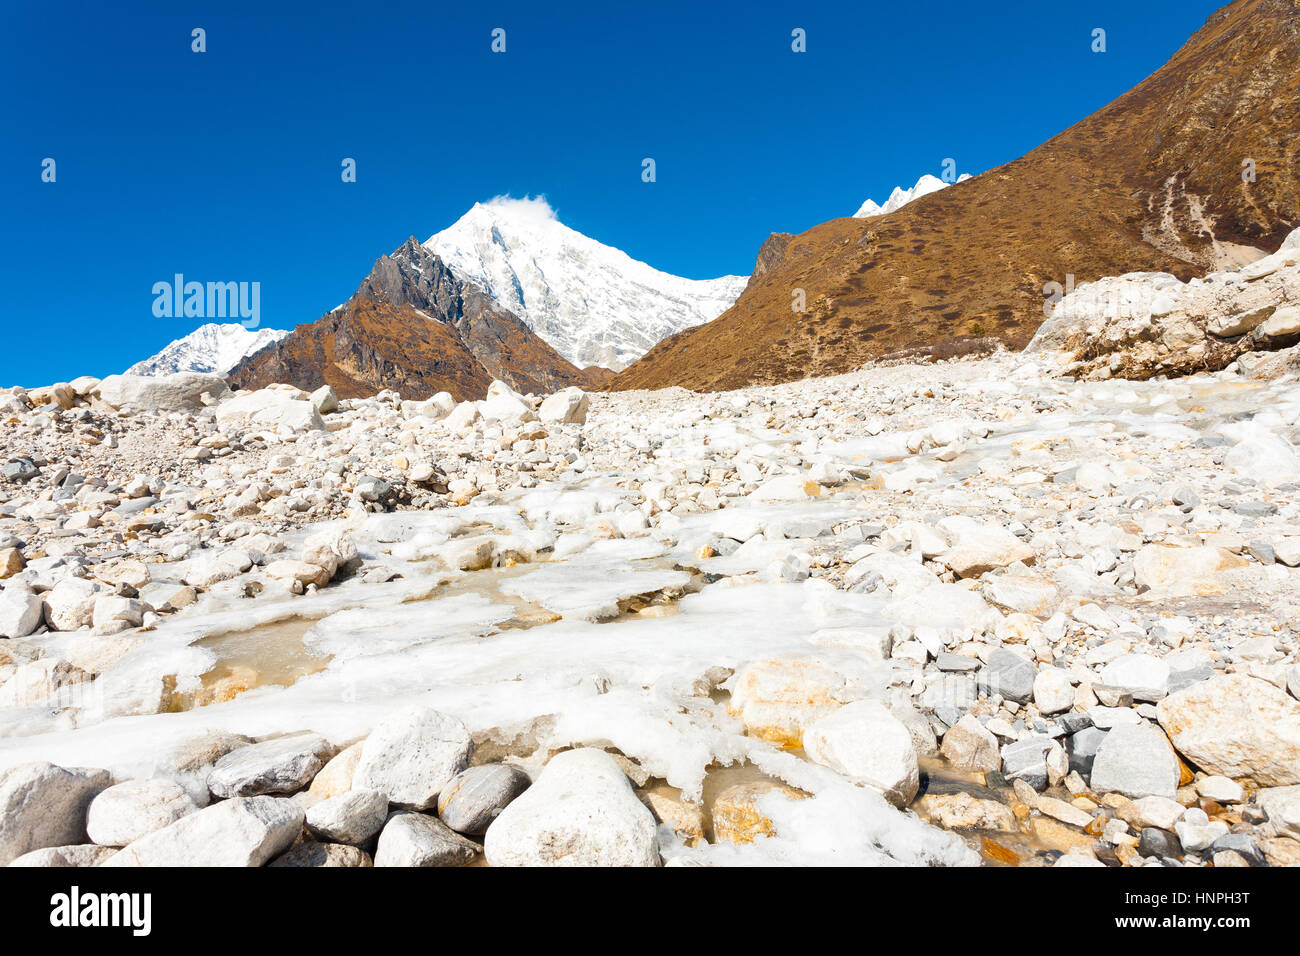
[1027,229,1300,378]
[228,239,593,401]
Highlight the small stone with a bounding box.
[0,586,43,638]
[352,706,474,810]
[270,842,372,867]
[1194,775,1245,803]
[436,764,531,836]
[208,732,335,798]
[1089,723,1180,799]
[1116,795,1185,831]
[940,714,1001,772]
[978,648,1036,704]
[305,789,389,845]
[917,792,1017,831]
[0,548,24,579]
[1002,736,1055,791]
[1138,827,1183,859]
[7,844,118,867]
[374,811,480,866]
[86,779,199,847]
[1033,667,1074,715]
[710,781,806,846]
[1036,795,1093,828]
[1099,653,1170,701]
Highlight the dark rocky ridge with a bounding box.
[229,239,594,401]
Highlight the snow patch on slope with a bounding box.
[425,196,748,371]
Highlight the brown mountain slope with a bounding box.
[613,0,1300,392]
[229,239,593,401]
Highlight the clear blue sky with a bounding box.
[2,0,1228,386]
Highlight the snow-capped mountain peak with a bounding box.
[854,172,972,219]
[126,323,290,377]
[424,196,748,371]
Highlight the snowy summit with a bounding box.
[425,196,748,371]
[853,172,972,219]
[126,323,290,377]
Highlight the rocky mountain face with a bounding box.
[424,198,749,371]
[126,324,290,377]
[613,0,1300,393]
[227,239,592,401]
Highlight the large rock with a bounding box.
[104,796,303,867]
[182,549,253,588]
[207,733,335,798]
[1099,653,1170,702]
[483,749,659,867]
[86,779,199,847]
[940,523,1035,578]
[436,764,532,836]
[1132,545,1247,597]
[352,706,474,810]
[95,373,230,411]
[728,655,876,747]
[0,586,43,638]
[216,389,325,433]
[43,577,100,631]
[373,811,481,866]
[1089,723,1180,799]
[985,572,1061,616]
[305,789,389,845]
[0,763,111,865]
[480,380,535,423]
[802,700,919,806]
[538,387,590,425]
[1157,675,1300,786]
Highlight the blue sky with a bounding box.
[2,0,1227,386]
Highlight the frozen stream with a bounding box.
[3,357,1299,866]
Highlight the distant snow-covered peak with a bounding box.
[126,323,289,377]
[424,196,748,371]
[853,172,972,219]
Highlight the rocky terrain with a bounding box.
[1029,229,1300,379]
[2,335,1300,867]
[612,0,1300,392]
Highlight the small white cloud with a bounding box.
[480,194,558,225]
